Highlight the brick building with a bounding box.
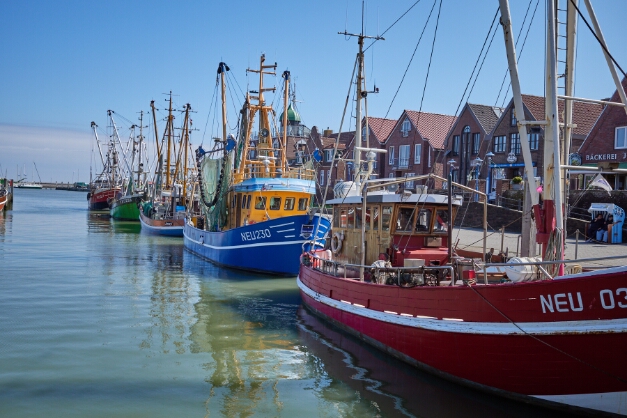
[444,103,504,186]
[577,76,627,190]
[380,110,457,190]
[487,94,602,200]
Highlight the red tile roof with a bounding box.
[520,94,603,137]
[405,110,457,149]
[364,117,396,144]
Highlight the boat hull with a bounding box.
[298,264,627,415]
[110,195,142,221]
[0,192,6,211]
[88,188,118,211]
[184,214,330,276]
[139,211,184,236]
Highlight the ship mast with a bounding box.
[164,92,174,189]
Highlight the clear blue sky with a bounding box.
[1,0,625,182]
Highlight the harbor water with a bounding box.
[0,189,571,417]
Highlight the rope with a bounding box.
[468,284,627,387]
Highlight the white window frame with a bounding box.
[399,145,410,168]
[362,126,368,142]
[472,133,480,154]
[319,170,325,186]
[389,146,395,165]
[401,118,411,137]
[327,169,332,185]
[616,126,627,149]
[405,173,415,188]
[428,148,431,167]
[414,144,421,164]
[324,149,333,162]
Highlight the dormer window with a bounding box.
[401,118,411,137]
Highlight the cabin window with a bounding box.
[232,195,237,208]
[434,209,449,234]
[371,206,379,231]
[381,206,392,231]
[269,197,281,210]
[241,194,247,209]
[347,208,355,229]
[396,208,415,232]
[416,208,432,232]
[365,207,372,231]
[246,195,251,209]
[254,196,267,210]
[298,198,308,211]
[355,208,362,229]
[340,209,347,228]
[333,207,340,227]
[284,197,295,210]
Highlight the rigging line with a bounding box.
[569,0,626,77]
[381,0,438,121]
[499,0,541,108]
[201,81,220,146]
[494,0,540,106]
[454,8,500,115]
[364,0,424,53]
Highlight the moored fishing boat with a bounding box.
[110,111,148,221]
[139,94,197,236]
[183,58,330,276]
[298,4,627,416]
[88,117,123,212]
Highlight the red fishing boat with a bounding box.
[88,116,122,212]
[299,2,627,415]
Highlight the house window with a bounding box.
[324,149,333,162]
[389,173,395,179]
[362,126,368,142]
[399,145,410,168]
[319,170,325,186]
[327,169,331,185]
[401,118,411,137]
[528,133,539,150]
[494,135,506,153]
[511,109,517,126]
[472,133,480,155]
[510,133,521,155]
[389,146,395,165]
[451,169,459,183]
[616,127,627,149]
[428,148,431,167]
[414,144,421,164]
[296,150,303,164]
[452,135,460,156]
[405,173,415,188]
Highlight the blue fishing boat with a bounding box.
[184,57,330,276]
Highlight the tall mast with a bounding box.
[137,111,144,188]
[150,100,161,163]
[281,70,290,172]
[165,92,174,189]
[339,24,383,190]
[181,104,191,203]
[219,62,229,144]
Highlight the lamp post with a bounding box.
[471,157,483,202]
[485,152,494,202]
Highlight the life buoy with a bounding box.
[331,232,343,254]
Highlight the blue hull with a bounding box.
[183,214,330,276]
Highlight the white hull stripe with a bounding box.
[186,235,308,250]
[532,391,627,416]
[297,277,627,336]
[270,222,295,228]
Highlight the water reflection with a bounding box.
[0,211,11,237]
[297,306,572,418]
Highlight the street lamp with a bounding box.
[485,152,494,202]
[471,157,483,202]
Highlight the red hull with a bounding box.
[88,188,118,211]
[298,264,627,415]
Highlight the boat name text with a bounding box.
[541,289,627,313]
[241,229,272,242]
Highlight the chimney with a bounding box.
[323,128,333,137]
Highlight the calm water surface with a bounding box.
[0,189,570,417]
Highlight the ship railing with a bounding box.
[233,164,316,182]
[307,254,453,285]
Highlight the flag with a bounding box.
[589,173,612,194]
